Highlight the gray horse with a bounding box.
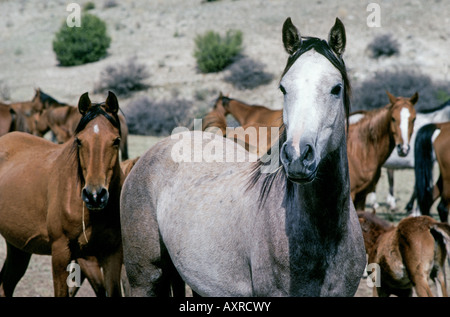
[120,17,366,296]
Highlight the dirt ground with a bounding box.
[0,0,449,297]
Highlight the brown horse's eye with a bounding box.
[113,137,121,147]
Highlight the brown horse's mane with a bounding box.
[349,105,391,145]
[202,110,227,134]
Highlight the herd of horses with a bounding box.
[0,17,450,297]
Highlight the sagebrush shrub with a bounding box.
[125,96,193,136]
[194,30,243,73]
[95,58,150,97]
[367,34,400,59]
[224,56,274,90]
[53,13,111,66]
[352,69,450,112]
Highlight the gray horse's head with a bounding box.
[279,17,350,183]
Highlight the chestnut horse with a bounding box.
[32,90,129,161]
[202,93,282,155]
[0,91,124,297]
[0,89,44,136]
[414,121,450,222]
[347,91,417,209]
[358,211,450,297]
[0,103,13,136]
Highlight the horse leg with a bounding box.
[405,188,416,213]
[76,256,106,297]
[353,191,367,211]
[99,246,123,297]
[386,168,396,210]
[51,238,72,297]
[0,242,32,297]
[437,200,449,223]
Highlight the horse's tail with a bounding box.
[414,123,438,215]
[430,223,450,276]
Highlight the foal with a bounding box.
[358,211,450,297]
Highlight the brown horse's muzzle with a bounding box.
[82,186,109,211]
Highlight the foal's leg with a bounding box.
[386,168,396,210]
[0,242,32,297]
[405,188,416,213]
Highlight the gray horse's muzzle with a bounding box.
[280,141,318,183]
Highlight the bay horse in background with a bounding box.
[32,89,129,161]
[358,211,450,297]
[202,92,283,155]
[0,89,44,136]
[0,91,124,297]
[414,121,450,222]
[347,91,417,210]
[120,17,365,296]
[0,103,13,136]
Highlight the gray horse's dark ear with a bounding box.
[410,92,419,105]
[105,91,119,114]
[282,17,302,55]
[328,18,346,56]
[78,92,91,115]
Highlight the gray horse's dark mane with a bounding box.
[247,37,351,207]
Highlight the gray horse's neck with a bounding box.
[284,143,350,296]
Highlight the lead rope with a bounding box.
[82,203,89,244]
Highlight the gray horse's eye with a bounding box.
[330,84,342,96]
[279,85,287,95]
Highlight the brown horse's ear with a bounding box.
[328,18,346,56]
[282,17,302,55]
[78,92,91,115]
[410,92,419,105]
[386,91,397,105]
[105,91,119,114]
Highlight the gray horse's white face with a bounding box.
[279,18,347,183]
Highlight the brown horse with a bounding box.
[348,91,418,210]
[415,121,450,222]
[32,90,129,161]
[358,211,450,297]
[202,93,282,155]
[0,91,124,297]
[0,89,44,136]
[0,103,13,136]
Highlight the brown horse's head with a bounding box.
[212,92,230,115]
[386,91,418,157]
[75,91,121,211]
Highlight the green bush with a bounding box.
[53,13,111,66]
[194,30,243,73]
